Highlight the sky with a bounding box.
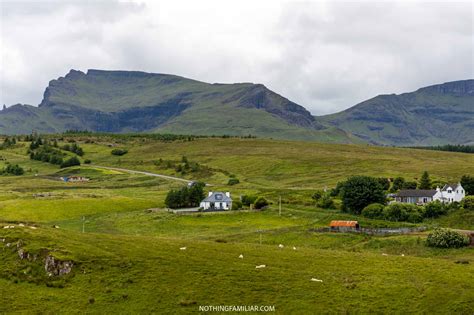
[0,0,473,115]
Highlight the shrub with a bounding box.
[227,178,240,185]
[2,164,24,176]
[231,200,243,210]
[60,156,81,168]
[423,201,447,218]
[461,196,474,210]
[384,203,422,222]
[460,175,474,195]
[390,177,405,192]
[330,181,344,197]
[254,197,269,210]
[111,149,128,156]
[312,190,324,201]
[361,203,385,219]
[402,181,418,189]
[341,176,386,214]
[84,159,92,164]
[426,228,470,248]
[377,178,390,191]
[241,195,257,207]
[317,194,335,209]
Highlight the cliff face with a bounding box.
[319,80,474,145]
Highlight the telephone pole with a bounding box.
[279,195,282,216]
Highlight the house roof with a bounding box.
[330,220,359,227]
[396,189,437,197]
[441,183,460,191]
[201,192,232,203]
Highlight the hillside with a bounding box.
[0,70,472,145]
[0,135,473,313]
[319,80,474,145]
[0,70,357,143]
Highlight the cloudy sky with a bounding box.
[1,0,473,115]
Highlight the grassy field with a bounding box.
[0,136,473,313]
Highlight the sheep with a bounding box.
[278,244,284,248]
[18,223,24,227]
[2,226,9,229]
[180,247,187,250]
[255,265,266,269]
[382,253,388,256]
[401,254,405,257]
[29,226,37,230]
[311,278,323,282]
[238,254,243,259]
[293,246,297,250]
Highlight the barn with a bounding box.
[330,220,360,231]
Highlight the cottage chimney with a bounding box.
[208,191,213,197]
[225,192,230,198]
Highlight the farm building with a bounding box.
[200,192,232,210]
[61,176,90,183]
[330,220,360,231]
[395,183,465,205]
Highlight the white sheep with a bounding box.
[18,223,25,227]
[382,253,388,256]
[180,247,187,250]
[311,278,323,282]
[238,254,243,259]
[3,226,9,229]
[255,265,266,269]
[401,254,405,257]
[293,246,297,250]
[278,244,284,248]
[29,226,37,230]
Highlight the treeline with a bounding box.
[409,144,474,154]
[0,164,24,176]
[28,135,82,168]
[165,182,206,209]
[0,137,17,149]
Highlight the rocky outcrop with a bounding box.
[44,255,74,276]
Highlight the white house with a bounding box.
[200,192,232,210]
[435,183,465,203]
[395,182,465,205]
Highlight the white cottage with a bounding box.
[200,192,232,210]
[395,182,465,205]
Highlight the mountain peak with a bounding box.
[417,79,474,96]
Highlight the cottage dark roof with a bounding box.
[202,192,232,203]
[396,189,437,197]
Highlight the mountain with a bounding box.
[319,80,474,145]
[0,69,357,143]
[0,70,472,145]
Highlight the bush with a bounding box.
[111,149,128,156]
[384,203,423,223]
[341,176,386,214]
[317,194,335,209]
[60,156,81,168]
[426,228,470,248]
[312,190,324,201]
[84,159,92,164]
[2,164,24,176]
[423,201,447,218]
[461,196,474,210]
[227,178,240,185]
[377,178,390,191]
[361,203,385,219]
[231,200,243,210]
[460,175,474,195]
[254,197,269,210]
[241,195,257,207]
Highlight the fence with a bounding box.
[311,226,426,236]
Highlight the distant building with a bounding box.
[200,191,232,210]
[61,176,90,183]
[330,220,360,231]
[395,183,465,205]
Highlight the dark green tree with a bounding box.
[460,175,474,195]
[341,176,386,214]
[419,171,431,189]
[390,177,405,192]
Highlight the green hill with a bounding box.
[0,70,472,145]
[319,80,474,145]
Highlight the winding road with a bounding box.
[89,165,194,184]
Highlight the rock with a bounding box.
[44,255,74,276]
[255,265,266,269]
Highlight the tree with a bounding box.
[241,195,257,206]
[341,176,386,214]
[383,203,422,223]
[377,178,390,191]
[461,196,474,211]
[419,171,431,189]
[390,177,405,192]
[402,181,418,189]
[317,193,335,209]
[460,175,474,195]
[60,156,80,168]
